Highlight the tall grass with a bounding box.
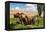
[10,16,44,29]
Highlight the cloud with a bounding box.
[15,7,20,9]
[25,4,37,11]
[10,4,37,12]
[10,7,21,10]
[26,4,34,6]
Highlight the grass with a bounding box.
[10,16,44,29]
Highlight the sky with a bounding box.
[10,3,38,12]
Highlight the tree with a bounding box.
[37,4,45,16]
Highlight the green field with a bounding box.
[9,16,44,29]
